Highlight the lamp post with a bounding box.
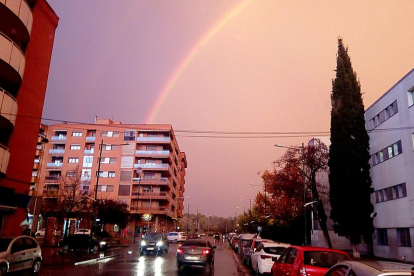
[133,169,143,244]
[274,143,306,245]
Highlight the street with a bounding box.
[13,237,242,276]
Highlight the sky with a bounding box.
[43,0,414,218]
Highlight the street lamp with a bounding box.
[274,143,306,245]
[133,168,143,244]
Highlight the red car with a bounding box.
[271,246,350,276]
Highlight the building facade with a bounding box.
[39,119,187,236]
[365,68,414,261]
[0,0,58,236]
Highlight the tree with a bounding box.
[329,38,374,255]
[259,139,332,246]
[94,199,129,235]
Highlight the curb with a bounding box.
[232,250,251,276]
[74,253,121,266]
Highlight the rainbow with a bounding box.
[146,0,253,123]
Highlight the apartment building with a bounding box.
[365,68,414,261]
[40,118,187,235]
[0,0,58,236]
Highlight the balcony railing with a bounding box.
[133,163,169,170]
[84,149,94,154]
[47,162,63,168]
[49,149,65,154]
[45,175,61,180]
[0,32,25,79]
[51,136,67,142]
[0,143,10,175]
[1,0,33,34]
[43,191,58,197]
[131,192,171,200]
[0,87,18,126]
[135,150,170,157]
[132,177,169,185]
[86,136,95,142]
[136,137,171,143]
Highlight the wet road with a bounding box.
[17,238,239,276]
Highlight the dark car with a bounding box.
[59,234,109,252]
[176,239,216,270]
[140,232,169,255]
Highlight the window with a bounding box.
[397,228,411,247]
[120,171,132,182]
[375,183,407,203]
[72,131,82,137]
[124,130,136,141]
[370,101,398,129]
[376,228,388,245]
[101,157,117,164]
[68,158,79,164]
[108,171,116,178]
[118,185,131,196]
[83,156,93,167]
[98,185,114,192]
[408,87,414,107]
[66,171,77,177]
[104,144,118,151]
[372,140,402,165]
[70,144,80,150]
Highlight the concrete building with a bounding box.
[0,0,58,236]
[365,68,414,261]
[39,118,187,236]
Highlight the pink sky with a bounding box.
[44,0,414,217]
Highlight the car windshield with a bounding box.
[182,240,208,247]
[145,233,163,241]
[304,251,349,268]
[0,238,12,252]
[264,246,287,255]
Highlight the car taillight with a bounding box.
[202,249,210,255]
[261,255,271,259]
[177,248,183,254]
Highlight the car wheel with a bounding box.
[0,264,7,276]
[31,259,41,274]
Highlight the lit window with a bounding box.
[70,144,81,150]
[72,131,82,137]
[68,158,79,164]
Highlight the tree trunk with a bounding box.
[311,205,332,248]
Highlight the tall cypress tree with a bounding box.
[329,38,374,254]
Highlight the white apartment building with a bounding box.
[365,68,414,261]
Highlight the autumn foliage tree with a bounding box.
[257,139,332,246]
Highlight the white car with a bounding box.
[35,229,45,237]
[0,236,42,275]
[74,229,91,235]
[166,232,186,243]
[251,241,290,275]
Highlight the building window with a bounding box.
[98,185,114,192]
[372,140,402,166]
[104,144,118,151]
[376,229,388,245]
[124,130,136,141]
[397,228,411,247]
[118,185,130,196]
[101,157,117,164]
[370,101,398,129]
[66,171,77,177]
[408,87,414,107]
[70,144,81,150]
[375,183,406,204]
[108,171,116,178]
[68,158,79,164]
[83,156,93,168]
[72,131,82,137]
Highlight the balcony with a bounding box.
[86,136,95,142]
[84,149,94,154]
[133,163,169,171]
[51,136,67,142]
[136,137,171,143]
[49,149,64,155]
[131,192,171,201]
[0,0,33,37]
[45,175,60,181]
[47,162,63,168]
[0,87,18,127]
[0,143,10,175]
[0,32,25,86]
[132,177,170,186]
[43,191,58,197]
[129,206,173,216]
[135,150,170,158]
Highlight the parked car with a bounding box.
[244,238,275,267]
[140,232,169,255]
[251,241,290,275]
[238,233,258,257]
[0,236,42,275]
[59,234,109,252]
[74,229,91,235]
[176,239,216,270]
[166,232,187,243]
[325,260,414,276]
[271,246,351,276]
[231,235,240,251]
[35,228,45,237]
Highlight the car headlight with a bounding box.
[100,241,106,246]
[141,240,147,246]
[156,241,163,246]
